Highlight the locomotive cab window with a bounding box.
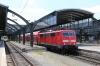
[62,32,74,36]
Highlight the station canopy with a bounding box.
[56,9,94,25]
[0,4,95,33]
[0,4,8,31]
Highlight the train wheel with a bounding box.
[61,48,66,55]
[56,48,60,54]
[46,47,49,51]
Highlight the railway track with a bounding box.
[6,42,35,66]
[6,41,100,66]
[68,49,100,66]
[46,46,100,66]
[5,42,16,66]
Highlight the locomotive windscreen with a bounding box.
[62,32,74,36]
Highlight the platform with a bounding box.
[10,41,47,52]
[0,41,7,66]
[77,43,100,52]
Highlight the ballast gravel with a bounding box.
[10,41,93,66]
[26,51,93,66]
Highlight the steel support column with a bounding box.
[88,18,89,27]
[18,30,21,43]
[78,21,79,29]
[8,34,11,41]
[30,23,33,47]
[79,29,83,43]
[84,33,88,41]
[0,35,1,40]
[5,6,8,31]
[23,28,25,44]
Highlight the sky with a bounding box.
[1,0,100,25]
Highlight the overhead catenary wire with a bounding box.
[12,0,23,18]
[20,0,29,14]
[18,0,23,13]
[12,0,29,22]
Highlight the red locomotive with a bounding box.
[38,30,78,53]
[20,29,78,54]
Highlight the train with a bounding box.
[18,29,78,54]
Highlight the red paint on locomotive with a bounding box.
[38,30,76,47]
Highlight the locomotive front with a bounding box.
[61,30,78,52]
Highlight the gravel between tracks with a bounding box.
[10,41,93,66]
[26,51,93,66]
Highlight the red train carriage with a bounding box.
[25,32,39,43]
[25,33,30,42]
[33,32,39,44]
[38,30,78,53]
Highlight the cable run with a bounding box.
[18,0,23,13]
[20,0,29,14]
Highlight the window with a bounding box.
[62,32,74,36]
[50,33,55,36]
[46,34,49,37]
[53,16,56,24]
